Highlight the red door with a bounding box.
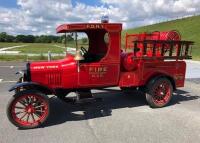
[78,62,120,87]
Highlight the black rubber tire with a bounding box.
[145,77,173,108]
[7,90,50,129]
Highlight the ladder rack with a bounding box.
[130,40,193,60]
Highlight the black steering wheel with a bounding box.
[80,47,88,55]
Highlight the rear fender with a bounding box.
[9,82,55,95]
[145,74,176,91]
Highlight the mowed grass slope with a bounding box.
[123,15,200,60]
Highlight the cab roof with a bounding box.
[56,23,122,33]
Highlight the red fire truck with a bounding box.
[6,21,193,129]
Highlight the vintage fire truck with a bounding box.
[6,20,193,129]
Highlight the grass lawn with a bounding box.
[0,42,25,48]
[0,42,78,61]
[0,42,67,53]
[0,55,65,61]
[0,42,83,54]
[9,43,66,53]
[0,43,67,61]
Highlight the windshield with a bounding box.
[63,32,89,55]
[60,29,109,63]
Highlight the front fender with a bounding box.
[9,82,55,95]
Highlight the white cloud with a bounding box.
[0,0,199,35]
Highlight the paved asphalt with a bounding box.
[0,61,200,143]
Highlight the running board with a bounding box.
[60,90,102,104]
[61,96,102,104]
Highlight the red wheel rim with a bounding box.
[11,94,49,127]
[152,81,171,106]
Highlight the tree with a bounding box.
[6,35,15,42]
[82,38,88,44]
[0,32,7,42]
[16,35,26,42]
[66,35,74,42]
[0,33,64,43]
[26,35,35,43]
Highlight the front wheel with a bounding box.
[7,90,50,129]
[146,77,173,108]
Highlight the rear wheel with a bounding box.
[146,77,173,108]
[7,90,49,129]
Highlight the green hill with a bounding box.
[123,15,200,60]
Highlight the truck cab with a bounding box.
[29,23,122,89]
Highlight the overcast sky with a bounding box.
[0,0,199,35]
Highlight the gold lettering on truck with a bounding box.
[86,24,104,29]
[89,67,107,78]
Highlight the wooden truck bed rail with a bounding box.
[130,40,193,60]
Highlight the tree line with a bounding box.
[0,32,74,43]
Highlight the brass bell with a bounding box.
[74,50,84,61]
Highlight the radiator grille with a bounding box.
[46,73,61,86]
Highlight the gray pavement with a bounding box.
[185,61,200,79]
[0,61,200,143]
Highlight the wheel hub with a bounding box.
[26,105,35,113]
[158,89,165,96]
[153,81,171,105]
[159,91,164,96]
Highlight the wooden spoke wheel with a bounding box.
[146,78,173,108]
[7,90,49,129]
